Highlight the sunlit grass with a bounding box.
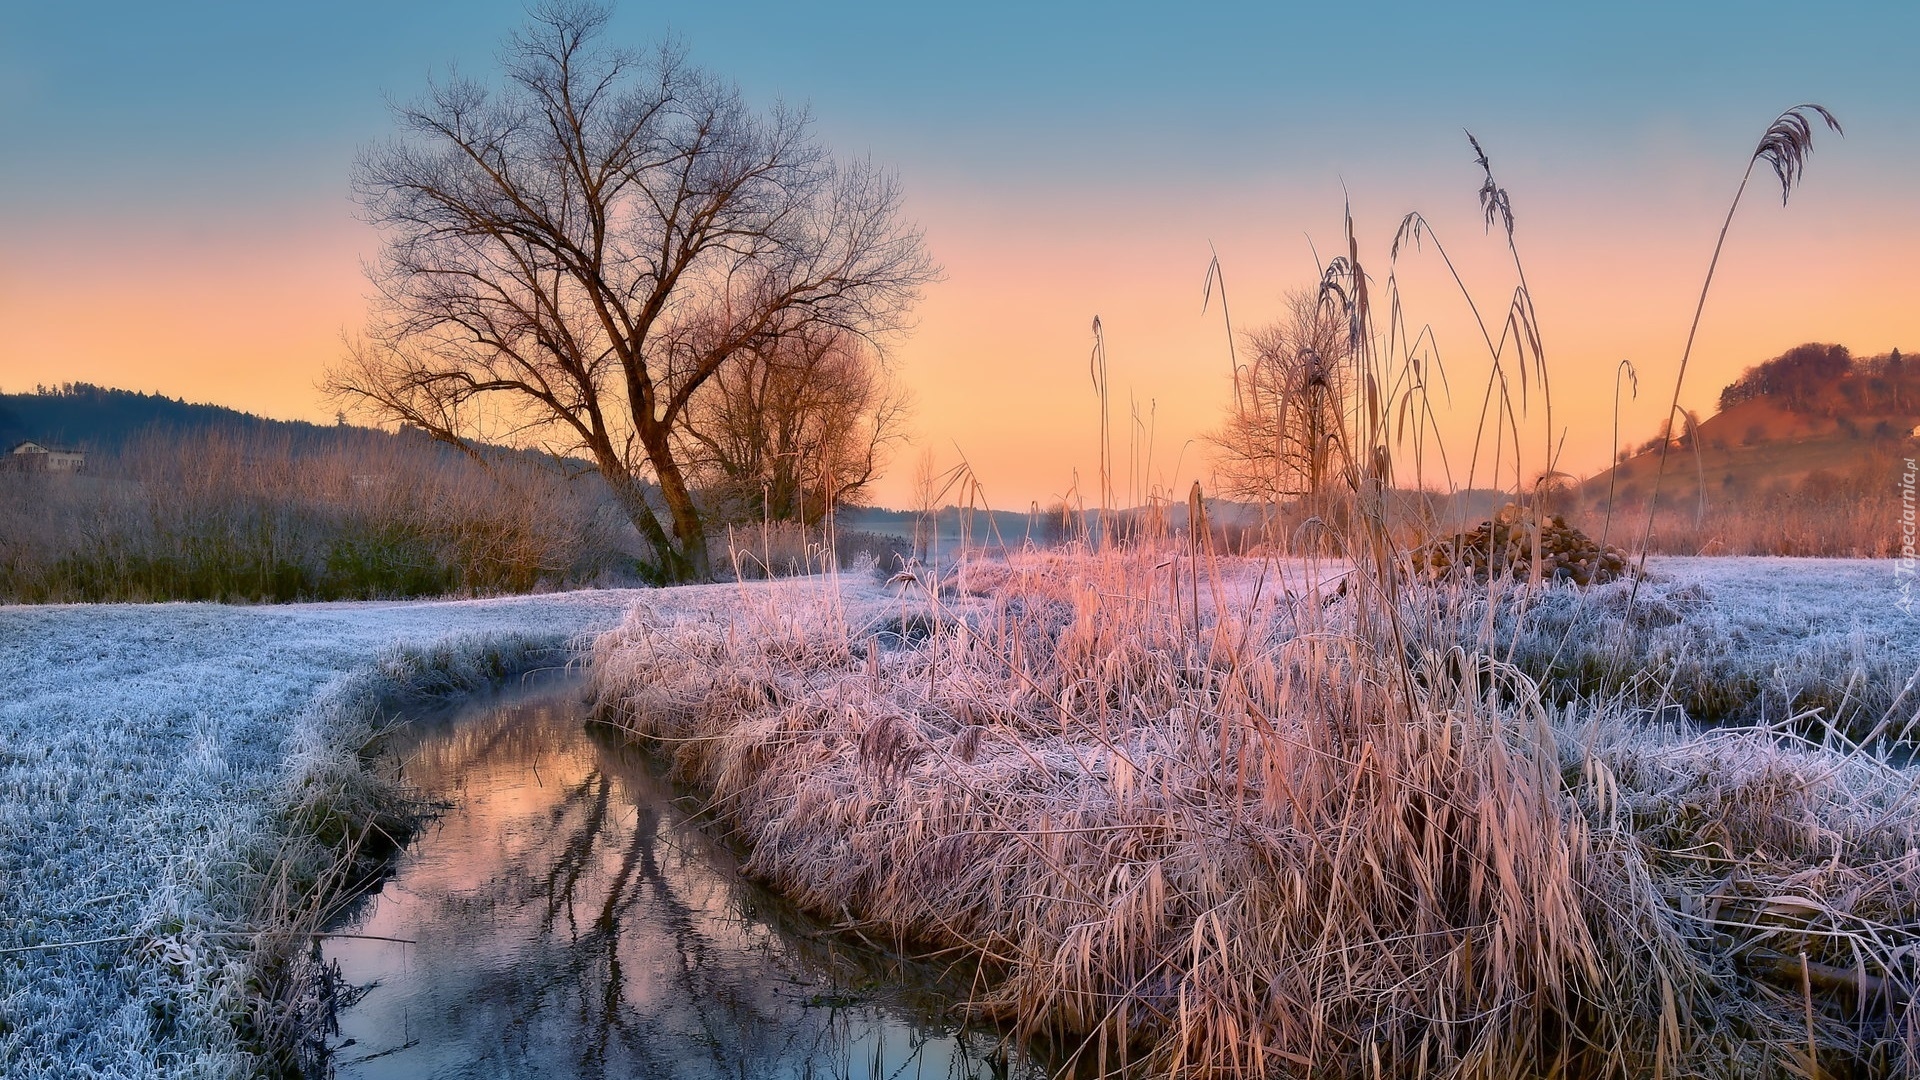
[591,548,1919,1077]
[583,102,1920,1078]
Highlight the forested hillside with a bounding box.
[0,383,345,455]
[1576,343,1915,556]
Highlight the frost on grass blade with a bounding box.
[0,590,640,1078]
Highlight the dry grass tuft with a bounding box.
[586,100,1897,1077]
[590,553,1920,1077]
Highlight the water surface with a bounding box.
[326,675,1040,1079]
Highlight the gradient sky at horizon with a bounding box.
[2,1,1915,506]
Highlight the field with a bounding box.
[2,554,1915,1078]
[6,3,1912,1075]
[0,589,653,1079]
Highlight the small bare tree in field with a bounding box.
[676,325,909,526]
[1208,287,1353,507]
[328,2,935,582]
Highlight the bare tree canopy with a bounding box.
[328,1,936,582]
[677,325,909,526]
[1208,288,1352,504]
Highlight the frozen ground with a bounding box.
[0,558,1911,1077]
[1501,557,1920,732]
[1021,551,1918,731]
[1220,554,1918,729]
[0,590,658,1079]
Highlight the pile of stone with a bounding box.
[1409,504,1634,586]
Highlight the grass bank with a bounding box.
[249,632,581,1073]
[1420,556,1920,740]
[0,591,637,1078]
[592,551,1920,1078]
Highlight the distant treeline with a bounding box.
[0,382,591,474]
[1,382,350,457]
[1718,343,1916,415]
[0,386,926,601]
[0,426,646,602]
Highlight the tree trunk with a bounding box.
[636,423,711,582]
[602,469,682,584]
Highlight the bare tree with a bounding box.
[328,2,936,582]
[675,324,909,525]
[1207,288,1352,505]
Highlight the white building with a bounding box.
[7,440,86,473]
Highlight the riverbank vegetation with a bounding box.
[587,103,1920,1076]
[0,591,640,1078]
[591,551,1920,1077]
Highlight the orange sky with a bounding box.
[3,5,1915,510]
[4,155,1910,509]
[893,159,1918,507]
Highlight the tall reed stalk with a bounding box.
[1630,105,1842,575]
[588,102,1915,1080]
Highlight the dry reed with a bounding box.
[586,101,1911,1078]
[590,552,1920,1077]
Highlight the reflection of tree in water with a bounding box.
[536,768,609,927]
[345,686,1029,1080]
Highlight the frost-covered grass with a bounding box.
[592,551,1920,1078]
[1469,557,1920,738]
[3,554,1910,1077]
[0,590,646,1079]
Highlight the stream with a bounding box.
[324,674,1046,1080]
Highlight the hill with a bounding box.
[0,383,598,476]
[0,383,353,456]
[1585,344,1916,505]
[1574,343,1914,556]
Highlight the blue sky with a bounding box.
[3,0,1915,502]
[6,2,1915,194]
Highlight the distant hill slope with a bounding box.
[0,383,597,476]
[1582,344,1917,506]
[0,383,349,455]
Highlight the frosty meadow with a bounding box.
[4,555,1919,1077]
[4,3,1920,1078]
